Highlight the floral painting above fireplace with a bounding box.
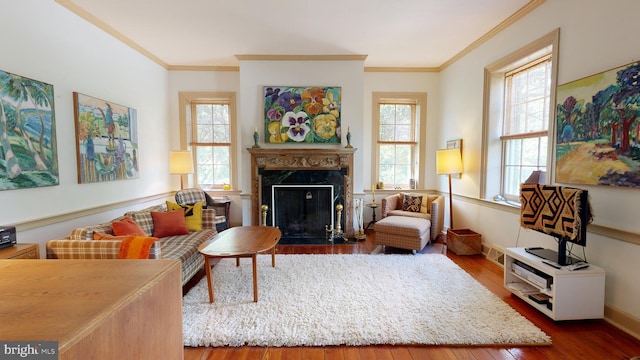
[263,86,342,144]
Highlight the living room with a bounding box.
[2,0,639,353]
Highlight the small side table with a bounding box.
[365,203,379,230]
[0,243,40,259]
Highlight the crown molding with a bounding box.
[167,65,240,72]
[55,0,170,69]
[57,0,545,73]
[364,67,439,73]
[439,0,546,71]
[235,54,368,62]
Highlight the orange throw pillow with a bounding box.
[151,210,189,237]
[112,216,146,236]
[93,231,129,240]
[118,236,158,259]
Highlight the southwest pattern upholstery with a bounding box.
[520,184,589,240]
[401,194,423,212]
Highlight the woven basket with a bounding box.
[447,229,481,255]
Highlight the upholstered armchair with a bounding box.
[380,193,444,241]
[175,188,230,231]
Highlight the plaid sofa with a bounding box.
[46,204,222,286]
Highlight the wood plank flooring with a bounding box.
[183,232,640,360]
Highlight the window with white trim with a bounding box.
[179,92,237,190]
[372,92,426,190]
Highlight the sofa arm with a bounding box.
[381,194,402,218]
[46,239,161,259]
[46,239,121,259]
[429,196,445,241]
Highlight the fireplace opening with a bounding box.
[272,185,333,244]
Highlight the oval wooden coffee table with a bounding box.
[198,226,281,302]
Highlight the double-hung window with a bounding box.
[180,92,237,190]
[501,55,551,199]
[482,29,558,203]
[373,92,426,190]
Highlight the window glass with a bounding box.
[186,96,236,190]
[374,97,422,189]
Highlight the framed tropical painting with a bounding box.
[0,69,59,190]
[263,86,342,144]
[73,92,139,183]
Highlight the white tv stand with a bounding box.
[504,247,605,321]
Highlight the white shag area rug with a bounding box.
[182,254,551,347]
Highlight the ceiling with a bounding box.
[58,0,538,70]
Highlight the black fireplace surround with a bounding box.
[247,148,356,241]
[261,169,345,243]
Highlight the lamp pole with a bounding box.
[447,173,454,230]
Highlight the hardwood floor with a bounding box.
[183,232,640,360]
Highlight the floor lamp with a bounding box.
[436,148,463,230]
[169,150,194,190]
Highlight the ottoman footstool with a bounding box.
[374,216,431,253]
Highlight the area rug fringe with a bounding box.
[182,254,551,347]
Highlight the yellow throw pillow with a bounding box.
[420,196,429,214]
[166,201,203,232]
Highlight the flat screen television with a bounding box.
[520,184,592,266]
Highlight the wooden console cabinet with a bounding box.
[0,243,39,259]
[0,259,183,359]
[504,247,605,321]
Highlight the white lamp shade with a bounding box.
[436,148,463,175]
[169,151,194,174]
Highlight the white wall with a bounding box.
[237,60,365,224]
[364,72,440,190]
[167,70,242,224]
[439,0,640,319]
[1,0,170,246]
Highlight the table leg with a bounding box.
[252,254,258,302]
[236,257,240,266]
[271,246,276,267]
[204,256,214,303]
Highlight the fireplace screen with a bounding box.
[272,185,333,243]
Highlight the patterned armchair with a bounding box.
[175,188,230,231]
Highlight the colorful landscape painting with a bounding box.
[74,92,138,183]
[263,86,342,144]
[556,61,640,188]
[0,70,59,190]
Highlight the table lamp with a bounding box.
[169,150,194,189]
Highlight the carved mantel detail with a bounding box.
[248,148,356,237]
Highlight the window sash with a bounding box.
[189,101,232,188]
[500,54,551,200]
[502,56,551,137]
[377,101,417,188]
